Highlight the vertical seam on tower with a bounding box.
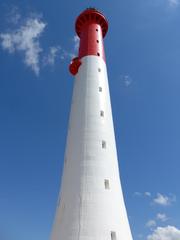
[78,58,89,240]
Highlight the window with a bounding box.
[96,29,98,31]
[98,68,101,72]
[97,40,99,43]
[99,87,102,92]
[111,231,116,240]
[97,52,100,56]
[100,110,104,117]
[104,179,110,189]
[102,140,106,149]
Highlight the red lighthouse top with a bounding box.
[75,8,108,38]
[69,8,108,75]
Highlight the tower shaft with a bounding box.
[51,8,133,240]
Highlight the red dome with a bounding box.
[75,8,108,38]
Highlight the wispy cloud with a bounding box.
[134,192,142,197]
[73,35,79,55]
[145,192,151,197]
[147,226,180,240]
[0,16,46,75]
[168,0,180,7]
[43,46,61,66]
[134,191,176,208]
[6,6,21,25]
[119,75,133,87]
[134,191,151,197]
[43,44,77,66]
[156,213,168,222]
[153,193,176,206]
[146,213,169,231]
[146,220,157,228]
[57,35,80,60]
[0,8,80,76]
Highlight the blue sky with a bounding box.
[0,0,180,240]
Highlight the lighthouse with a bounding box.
[51,8,133,240]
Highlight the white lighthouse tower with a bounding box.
[51,8,133,240]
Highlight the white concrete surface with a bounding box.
[51,56,133,240]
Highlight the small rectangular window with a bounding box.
[111,231,116,240]
[99,87,102,92]
[102,140,106,149]
[98,68,101,72]
[100,111,104,117]
[104,179,110,189]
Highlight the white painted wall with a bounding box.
[51,56,133,240]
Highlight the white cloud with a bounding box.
[156,213,168,222]
[73,35,80,54]
[145,192,152,197]
[124,75,132,87]
[153,193,176,206]
[43,46,61,66]
[0,16,46,75]
[60,49,73,60]
[43,45,75,66]
[134,192,142,196]
[134,191,152,197]
[147,226,180,240]
[64,35,80,59]
[119,75,133,87]
[0,8,81,75]
[168,0,180,7]
[146,220,157,228]
[7,6,21,24]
